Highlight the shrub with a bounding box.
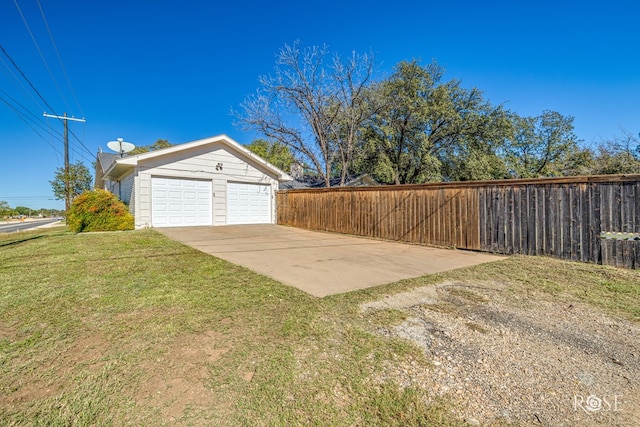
[67,189,134,233]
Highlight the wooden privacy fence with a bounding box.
[277,174,640,269]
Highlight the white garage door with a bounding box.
[151,177,212,227]
[227,182,271,224]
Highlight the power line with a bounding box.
[36,0,84,117]
[0,196,56,199]
[0,43,59,119]
[0,89,93,164]
[0,5,93,164]
[12,0,73,115]
[43,112,86,212]
[69,128,93,157]
[0,54,47,113]
[15,1,90,158]
[0,94,63,159]
[0,88,63,139]
[1,43,93,160]
[40,113,93,159]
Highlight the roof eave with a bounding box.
[103,158,136,180]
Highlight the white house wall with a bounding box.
[102,173,135,214]
[120,172,135,214]
[133,144,279,228]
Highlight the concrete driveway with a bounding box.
[157,225,505,297]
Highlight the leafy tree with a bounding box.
[246,139,296,171]
[503,110,581,178]
[558,146,596,176]
[590,130,640,174]
[431,82,512,181]
[0,200,13,217]
[236,41,376,186]
[360,60,511,184]
[359,61,443,184]
[14,206,31,216]
[50,161,93,209]
[130,139,172,155]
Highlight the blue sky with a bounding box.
[1,0,638,210]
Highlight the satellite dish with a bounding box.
[107,138,136,157]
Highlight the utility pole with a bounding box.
[43,112,86,214]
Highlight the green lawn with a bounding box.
[1,228,638,426]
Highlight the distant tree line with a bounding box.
[238,41,640,185]
[0,200,64,218]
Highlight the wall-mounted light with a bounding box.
[216,162,223,171]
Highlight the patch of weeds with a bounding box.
[601,280,635,294]
[385,336,430,363]
[365,308,408,328]
[537,279,563,294]
[465,322,488,334]
[446,287,488,303]
[438,256,640,322]
[360,384,464,427]
[422,302,459,315]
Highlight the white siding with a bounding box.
[132,143,279,228]
[103,173,135,214]
[127,171,137,215]
[120,172,134,205]
[105,180,118,194]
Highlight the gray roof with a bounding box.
[280,174,380,190]
[96,152,121,173]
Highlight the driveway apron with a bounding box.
[157,225,505,297]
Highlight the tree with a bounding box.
[50,161,93,209]
[246,139,296,171]
[429,81,512,181]
[590,130,640,175]
[130,139,173,155]
[359,61,443,184]
[14,206,31,216]
[558,146,596,176]
[236,41,376,186]
[328,50,376,184]
[503,111,581,178]
[0,200,12,218]
[360,60,511,184]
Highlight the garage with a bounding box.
[227,182,271,225]
[97,135,291,229]
[151,177,212,227]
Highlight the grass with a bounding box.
[1,227,638,425]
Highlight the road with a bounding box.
[0,219,62,233]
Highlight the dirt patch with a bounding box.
[135,330,230,421]
[363,281,640,426]
[1,331,110,405]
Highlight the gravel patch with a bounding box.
[362,281,640,426]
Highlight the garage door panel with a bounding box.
[152,177,212,227]
[227,182,271,225]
